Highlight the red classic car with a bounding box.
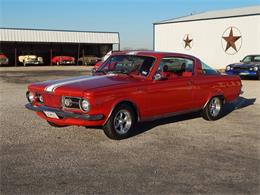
[51,56,75,65]
[0,53,9,65]
[25,51,242,139]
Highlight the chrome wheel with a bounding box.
[209,97,221,117]
[113,109,132,135]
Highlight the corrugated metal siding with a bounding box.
[155,5,260,24]
[0,28,119,44]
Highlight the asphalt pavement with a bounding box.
[0,66,259,194]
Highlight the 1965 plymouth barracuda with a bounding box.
[25,51,242,139]
[225,55,260,80]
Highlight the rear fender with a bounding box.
[203,89,225,108]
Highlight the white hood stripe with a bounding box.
[44,75,106,92]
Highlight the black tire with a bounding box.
[202,96,223,121]
[103,104,136,140]
[57,62,60,66]
[47,121,67,128]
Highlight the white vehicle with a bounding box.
[18,54,43,66]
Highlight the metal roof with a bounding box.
[154,5,260,24]
[0,28,120,44]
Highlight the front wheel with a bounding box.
[103,104,136,140]
[202,96,223,121]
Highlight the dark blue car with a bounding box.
[225,55,260,80]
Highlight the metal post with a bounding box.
[14,47,17,67]
[50,47,53,66]
[77,43,80,65]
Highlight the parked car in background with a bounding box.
[51,56,75,65]
[25,51,242,140]
[0,53,9,65]
[225,55,260,80]
[78,55,101,65]
[18,54,43,66]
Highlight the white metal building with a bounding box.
[0,28,119,45]
[0,28,120,66]
[154,6,260,69]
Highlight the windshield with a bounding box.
[97,55,155,76]
[242,55,260,63]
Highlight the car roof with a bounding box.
[111,50,198,60]
[245,54,260,57]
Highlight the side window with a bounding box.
[253,56,260,62]
[201,62,219,75]
[157,57,194,77]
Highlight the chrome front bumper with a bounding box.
[25,103,103,121]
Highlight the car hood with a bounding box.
[230,62,259,67]
[0,54,7,59]
[29,74,141,96]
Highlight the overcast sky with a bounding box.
[1,0,259,49]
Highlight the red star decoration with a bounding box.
[183,35,192,49]
[222,27,241,52]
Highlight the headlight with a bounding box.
[226,65,231,71]
[80,99,90,112]
[254,66,258,71]
[26,91,35,103]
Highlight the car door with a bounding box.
[145,56,194,117]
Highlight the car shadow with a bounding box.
[240,76,259,80]
[221,96,256,117]
[130,96,256,138]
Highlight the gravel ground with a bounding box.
[0,66,259,195]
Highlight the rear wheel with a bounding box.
[57,62,60,66]
[202,96,223,121]
[103,104,136,140]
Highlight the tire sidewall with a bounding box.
[203,96,223,121]
[103,104,135,140]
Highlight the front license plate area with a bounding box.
[44,111,59,119]
[239,72,249,75]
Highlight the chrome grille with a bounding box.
[233,67,249,70]
[62,96,81,110]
